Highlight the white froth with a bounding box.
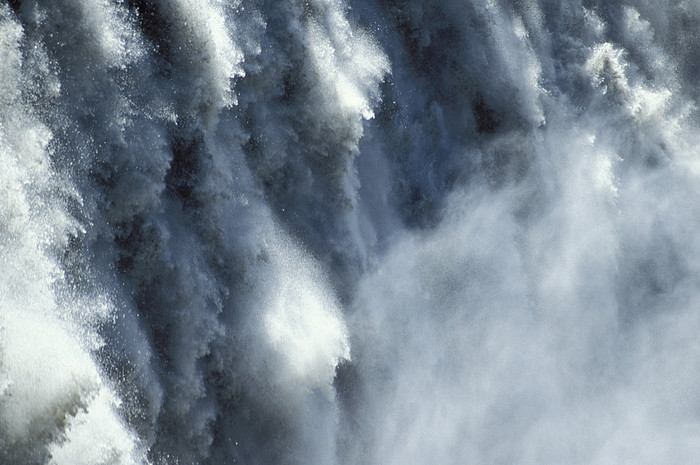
[263,238,350,390]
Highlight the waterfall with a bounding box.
[2,1,700,464]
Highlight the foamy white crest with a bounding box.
[262,237,350,391]
[48,390,146,465]
[306,4,389,120]
[160,0,246,125]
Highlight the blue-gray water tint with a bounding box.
[1,1,700,464]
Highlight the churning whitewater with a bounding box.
[2,0,700,463]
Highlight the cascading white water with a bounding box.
[2,0,700,464]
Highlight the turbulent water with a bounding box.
[3,0,700,463]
